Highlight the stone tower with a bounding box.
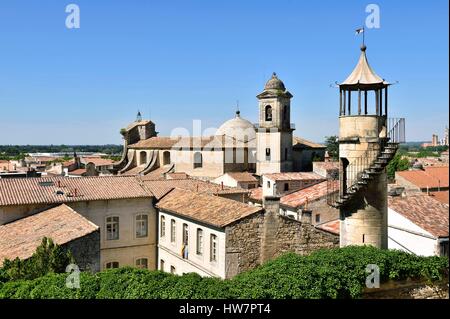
[256,73,294,175]
[333,45,404,248]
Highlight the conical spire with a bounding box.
[340,45,387,87]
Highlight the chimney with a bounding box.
[74,188,78,197]
[221,181,224,190]
[57,180,61,188]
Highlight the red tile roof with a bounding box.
[227,172,259,183]
[396,166,449,189]
[264,172,325,182]
[315,219,340,235]
[430,191,449,204]
[81,157,115,167]
[388,194,449,238]
[156,188,263,228]
[142,178,249,199]
[0,204,99,265]
[0,176,153,206]
[68,168,87,176]
[249,180,338,209]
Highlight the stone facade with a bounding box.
[63,229,101,273]
[362,279,449,299]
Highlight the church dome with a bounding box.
[216,111,256,141]
[264,72,286,91]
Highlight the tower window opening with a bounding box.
[265,148,271,161]
[194,152,203,169]
[265,105,272,121]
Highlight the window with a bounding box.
[267,181,270,188]
[182,224,189,259]
[194,152,203,169]
[265,105,272,121]
[105,261,119,269]
[163,151,171,165]
[135,258,148,269]
[265,148,271,161]
[160,215,166,237]
[135,214,148,238]
[170,219,176,243]
[248,184,256,189]
[284,183,289,191]
[106,216,119,240]
[285,148,288,161]
[315,214,321,223]
[210,234,217,262]
[160,259,165,271]
[196,228,203,255]
[283,105,288,121]
[140,151,147,165]
[170,266,176,274]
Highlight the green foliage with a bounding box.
[0,246,447,299]
[324,136,339,160]
[387,152,410,179]
[0,237,74,282]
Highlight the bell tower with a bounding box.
[331,44,405,248]
[256,73,294,175]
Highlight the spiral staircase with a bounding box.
[328,118,405,208]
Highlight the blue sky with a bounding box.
[0,0,448,144]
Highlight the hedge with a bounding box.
[0,246,447,299]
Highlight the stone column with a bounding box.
[261,196,280,263]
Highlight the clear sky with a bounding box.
[0,0,448,145]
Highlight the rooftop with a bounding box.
[0,176,152,207]
[264,172,325,182]
[80,157,115,167]
[142,178,249,199]
[0,204,99,265]
[396,166,449,189]
[293,137,326,149]
[388,194,449,238]
[249,180,338,209]
[156,188,263,228]
[315,219,340,235]
[430,191,449,204]
[226,172,259,183]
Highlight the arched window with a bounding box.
[140,151,147,165]
[194,152,202,169]
[163,151,171,165]
[265,105,272,121]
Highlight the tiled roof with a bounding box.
[388,194,449,238]
[293,137,326,149]
[0,204,99,265]
[264,172,325,182]
[280,180,338,209]
[166,172,189,180]
[126,120,153,131]
[430,191,449,204]
[313,161,339,171]
[315,219,340,235]
[129,135,251,150]
[396,166,449,189]
[80,157,115,167]
[0,176,153,206]
[227,172,259,183]
[68,168,87,176]
[139,165,175,181]
[249,180,338,209]
[142,178,249,200]
[156,188,263,228]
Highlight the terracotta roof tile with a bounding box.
[264,172,325,182]
[396,166,449,189]
[156,188,263,228]
[430,191,449,205]
[142,178,248,199]
[388,194,449,238]
[68,168,87,176]
[0,204,99,265]
[80,157,115,167]
[129,135,251,150]
[0,176,153,206]
[227,172,259,183]
[315,219,340,235]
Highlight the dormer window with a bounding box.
[265,105,272,121]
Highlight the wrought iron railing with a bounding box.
[327,118,406,206]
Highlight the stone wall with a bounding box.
[224,212,264,278]
[63,229,101,273]
[224,196,339,278]
[362,279,449,299]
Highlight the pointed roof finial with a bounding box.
[236,100,240,117]
[136,110,142,122]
